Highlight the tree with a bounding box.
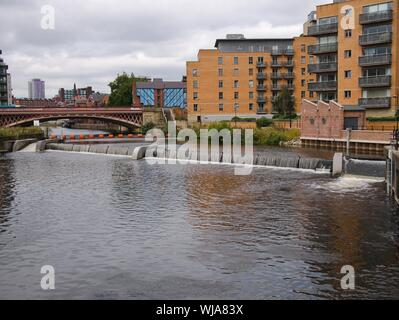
[272,87,295,117]
[108,72,149,107]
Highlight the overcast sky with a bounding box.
[0,0,321,98]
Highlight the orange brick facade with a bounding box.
[186,0,399,125]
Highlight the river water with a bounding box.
[0,145,399,300]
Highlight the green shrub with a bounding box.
[273,113,298,120]
[141,122,156,134]
[256,117,273,128]
[253,127,300,146]
[0,127,44,141]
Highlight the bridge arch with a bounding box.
[0,108,143,129]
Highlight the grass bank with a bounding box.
[0,127,44,142]
[189,122,300,146]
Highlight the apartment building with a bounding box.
[0,50,9,106]
[186,0,398,124]
[132,78,187,109]
[187,35,295,123]
[28,79,46,100]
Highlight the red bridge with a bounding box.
[0,107,143,128]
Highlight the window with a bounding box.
[344,90,351,98]
[249,57,253,65]
[309,56,314,64]
[234,92,239,99]
[301,68,306,75]
[301,91,306,98]
[234,57,239,65]
[309,91,314,98]
[193,104,198,111]
[218,80,223,88]
[193,92,198,100]
[234,80,239,88]
[233,68,239,76]
[249,68,254,76]
[218,104,224,111]
[249,80,254,88]
[219,92,223,100]
[249,103,254,111]
[193,80,198,89]
[345,30,352,38]
[301,79,306,87]
[218,57,223,65]
[249,92,254,99]
[301,56,306,64]
[218,68,223,77]
[344,50,352,58]
[345,70,352,78]
[192,69,198,77]
[301,44,306,52]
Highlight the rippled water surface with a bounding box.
[0,150,399,299]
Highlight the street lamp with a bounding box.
[234,103,239,128]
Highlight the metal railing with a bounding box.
[359,54,391,66]
[358,97,391,109]
[359,75,391,87]
[308,81,337,91]
[308,62,337,73]
[271,61,284,67]
[308,23,338,36]
[256,62,267,68]
[256,73,267,80]
[359,32,392,45]
[257,97,268,104]
[308,43,338,54]
[256,85,267,91]
[359,10,393,24]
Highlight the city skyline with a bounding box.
[0,0,319,97]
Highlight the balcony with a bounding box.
[271,85,282,91]
[256,62,267,68]
[359,54,391,66]
[271,61,284,67]
[308,23,338,36]
[256,85,267,91]
[308,81,337,91]
[359,75,391,88]
[256,73,267,80]
[257,97,268,104]
[271,72,284,79]
[358,97,391,109]
[359,32,392,46]
[284,73,295,79]
[308,62,337,73]
[308,43,338,55]
[271,49,284,56]
[359,10,393,25]
[284,49,294,56]
[282,61,294,67]
[257,108,268,114]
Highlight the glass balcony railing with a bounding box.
[308,62,337,73]
[308,81,337,91]
[308,43,338,54]
[308,23,338,36]
[359,75,391,87]
[360,10,393,24]
[359,32,392,45]
[359,54,391,66]
[358,97,391,109]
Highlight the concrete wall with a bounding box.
[143,109,165,126]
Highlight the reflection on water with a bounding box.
[0,151,398,299]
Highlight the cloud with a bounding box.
[0,0,320,97]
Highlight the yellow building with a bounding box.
[186,0,399,125]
